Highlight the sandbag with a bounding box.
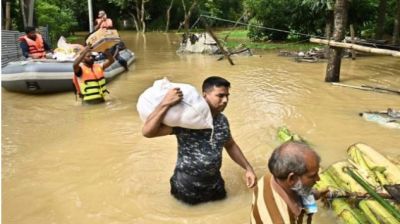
[137,78,213,129]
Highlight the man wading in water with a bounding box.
[142,76,257,204]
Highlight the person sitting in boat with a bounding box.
[94,10,113,31]
[73,45,115,104]
[250,141,325,224]
[19,26,53,59]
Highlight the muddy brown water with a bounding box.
[2,31,399,223]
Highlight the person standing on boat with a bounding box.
[19,26,52,59]
[73,45,115,104]
[93,10,128,71]
[141,76,257,205]
[94,10,113,31]
[250,141,323,224]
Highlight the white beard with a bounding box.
[291,179,312,197]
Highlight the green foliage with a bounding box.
[36,1,78,44]
[247,18,268,41]
[244,0,300,41]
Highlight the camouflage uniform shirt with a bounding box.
[170,113,231,204]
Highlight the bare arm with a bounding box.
[142,88,183,138]
[73,45,91,73]
[225,138,257,188]
[102,49,115,70]
[94,19,103,31]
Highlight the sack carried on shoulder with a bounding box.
[137,78,213,129]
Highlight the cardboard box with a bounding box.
[86,29,120,52]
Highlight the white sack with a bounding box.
[137,78,213,129]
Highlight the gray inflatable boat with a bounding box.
[1,49,135,94]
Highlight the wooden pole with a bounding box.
[350,24,356,60]
[325,0,348,82]
[201,18,234,65]
[310,38,400,57]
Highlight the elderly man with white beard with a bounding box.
[250,141,323,224]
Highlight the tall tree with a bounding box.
[165,0,174,32]
[325,0,348,82]
[393,0,400,44]
[20,0,35,27]
[110,0,149,32]
[375,0,387,39]
[5,1,11,30]
[181,0,197,34]
[140,0,149,32]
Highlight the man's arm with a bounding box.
[102,49,115,70]
[94,19,102,31]
[73,45,91,74]
[142,88,183,138]
[224,138,257,188]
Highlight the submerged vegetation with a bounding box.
[216,29,319,51]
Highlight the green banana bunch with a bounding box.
[277,127,307,143]
[348,143,400,185]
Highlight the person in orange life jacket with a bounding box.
[73,45,115,104]
[19,26,52,59]
[94,10,113,31]
[250,141,328,224]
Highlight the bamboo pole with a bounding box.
[332,82,400,95]
[310,38,400,57]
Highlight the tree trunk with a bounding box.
[140,0,146,33]
[375,0,387,39]
[129,12,140,32]
[165,0,174,32]
[5,1,11,30]
[325,0,348,82]
[20,0,35,27]
[28,0,34,26]
[181,0,197,35]
[324,10,334,58]
[20,0,27,27]
[350,24,356,60]
[135,1,142,31]
[393,0,400,45]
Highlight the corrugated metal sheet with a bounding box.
[1,27,49,67]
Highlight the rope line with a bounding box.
[199,14,326,39]
[198,14,400,49]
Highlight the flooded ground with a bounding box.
[2,31,399,224]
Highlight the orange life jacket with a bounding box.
[19,34,46,58]
[73,63,108,102]
[96,18,113,29]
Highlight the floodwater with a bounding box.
[2,31,399,224]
